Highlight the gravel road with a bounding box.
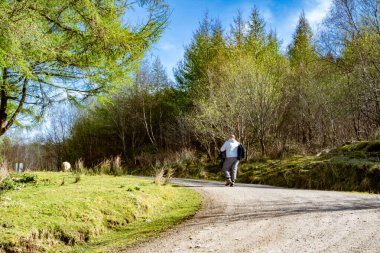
[127,178,380,253]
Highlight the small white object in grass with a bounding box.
[145,219,152,223]
[62,161,71,172]
[3,196,11,201]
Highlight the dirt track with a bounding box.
[127,178,380,253]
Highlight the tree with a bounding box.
[230,10,245,48]
[246,6,266,48]
[136,58,172,149]
[174,13,218,99]
[288,12,316,67]
[174,13,211,95]
[283,11,318,146]
[42,103,76,169]
[0,0,169,136]
[322,0,380,137]
[66,57,185,165]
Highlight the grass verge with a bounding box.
[238,141,380,193]
[0,172,202,253]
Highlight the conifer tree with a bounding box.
[174,14,225,100]
[230,10,246,48]
[0,0,169,136]
[247,6,266,44]
[284,11,318,145]
[288,11,317,67]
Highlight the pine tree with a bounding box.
[284,11,318,145]
[174,14,226,99]
[246,6,266,49]
[230,10,246,48]
[288,11,317,67]
[174,13,212,92]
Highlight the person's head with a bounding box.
[229,134,235,140]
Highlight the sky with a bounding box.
[8,0,333,141]
[140,0,333,80]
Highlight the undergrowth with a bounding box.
[238,141,380,193]
[0,173,37,192]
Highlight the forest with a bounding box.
[1,0,380,176]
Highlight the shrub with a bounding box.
[164,167,175,184]
[0,173,37,192]
[111,156,123,176]
[366,141,380,153]
[174,148,196,165]
[96,159,111,175]
[154,168,165,185]
[0,160,9,183]
[74,159,85,174]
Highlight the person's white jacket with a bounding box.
[220,139,240,158]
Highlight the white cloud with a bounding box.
[261,7,274,23]
[158,42,176,51]
[275,13,299,50]
[151,43,184,80]
[275,0,332,50]
[305,0,332,29]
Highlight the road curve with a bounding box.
[127,178,380,253]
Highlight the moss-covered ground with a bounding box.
[238,141,380,193]
[0,172,202,253]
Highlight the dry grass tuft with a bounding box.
[0,160,9,183]
[74,159,85,174]
[154,168,165,185]
[111,156,123,176]
[174,148,196,165]
[97,159,111,175]
[164,167,175,184]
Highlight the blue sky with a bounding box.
[141,0,332,79]
[9,0,333,140]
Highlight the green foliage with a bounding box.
[0,172,201,252]
[339,141,380,158]
[288,11,317,67]
[174,13,226,99]
[0,0,169,136]
[181,10,287,157]
[0,173,37,192]
[237,141,380,193]
[246,6,266,49]
[66,58,186,165]
[14,2,380,176]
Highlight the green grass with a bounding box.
[0,172,202,253]
[237,141,380,193]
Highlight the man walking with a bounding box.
[220,135,244,187]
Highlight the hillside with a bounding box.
[238,141,380,193]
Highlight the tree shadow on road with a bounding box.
[170,178,380,226]
[188,197,380,226]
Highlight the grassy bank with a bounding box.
[0,172,202,253]
[238,141,380,193]
[124,141,380,193]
